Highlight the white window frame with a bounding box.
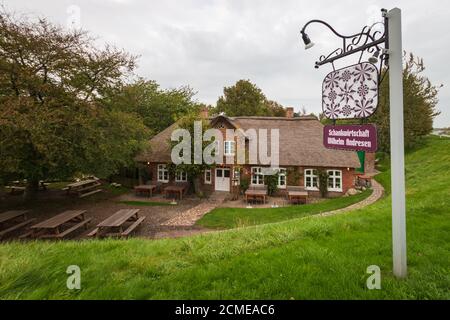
[204,169,212,184]
[277,168,287,189]
[224,140,235,156]
[157,164,169,183]
[251,167,264,185]
[233,168,240,186]
[327,170,343,192]
[304,169,319,191]
[175,170,187,182]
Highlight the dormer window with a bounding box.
[224,141,235,155]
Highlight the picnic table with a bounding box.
[64,179,102,198]
[134,184,158,197]
[164,184,188,200]
[287,190,308,204]
[30,210,91,239]
[245,189,267,204]
[88,209,145,238]
[0,210,35,239]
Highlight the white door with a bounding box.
[215,168,230,191]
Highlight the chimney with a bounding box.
[286,107,294,118]
[200,107,209,118]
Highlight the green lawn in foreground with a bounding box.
[0,136,448,299]
[197,189,372,229]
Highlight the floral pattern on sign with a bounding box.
[322,62,378,119]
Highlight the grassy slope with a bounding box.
[0,136,449,299]
[197,190,372,229]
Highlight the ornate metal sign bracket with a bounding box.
[300,8,390,85]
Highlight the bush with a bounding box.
[317,169,329,198]
[264,173,279,196]
[239,177,250,194]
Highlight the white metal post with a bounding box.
[388,8,407,278]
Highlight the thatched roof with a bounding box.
[137,115,360,168]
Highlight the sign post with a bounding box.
[301,7,407,278]
[387,8,407,278]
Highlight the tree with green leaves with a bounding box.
[372,53,441,152]
[216,79,286,117]
[169,112,212,196]
[0,11,149,199]
[106,79,200,135]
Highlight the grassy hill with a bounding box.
[0,136,449,299]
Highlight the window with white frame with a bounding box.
[327,170,342,192]
[277,168,287,188]
[224,141,235,155]
[233,168,240,186]
[204,169,212,184]
[157,164,169,183]
[304,169,318,190]
[175,170,187,182]
[251,167,264,185]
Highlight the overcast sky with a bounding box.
[2,0,449,127]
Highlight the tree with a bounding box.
[215,79,286,117]
[372,53,441,152]
[106,79,199,135]
[169,112,212,196]
[0,11,149,199]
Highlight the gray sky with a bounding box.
[3,0,449,127]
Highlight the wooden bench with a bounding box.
[0,218,36,240]
[5,186,26,195]
[79,189,102,198]
[39,218,92,239]
[87,227,99,237]
[121,216,146,237]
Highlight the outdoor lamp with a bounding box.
[368,50,380,64]
[301,31,315,50]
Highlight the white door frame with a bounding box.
[215,168,230,192]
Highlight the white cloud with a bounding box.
[2,0,449,126]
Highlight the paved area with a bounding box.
[161,192,227,227]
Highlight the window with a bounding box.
[204,169,212,184]
[251,167,264,185]
[175,170,187,182]
[157,164,169,183]
[233,168,240,186]
[327,170,342,192]
[224,141,235,155]
[304,169,318,190]
[277,168,287,189]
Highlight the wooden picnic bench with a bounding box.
[0,210,36,239]
[245,187,268,204]
[163,184,188,200]
[63,179,102,198]
[4,186,26,195]
[286,186,308,204]
[30,210,91,239]
[88,209,145,238]
[134,183,160,197]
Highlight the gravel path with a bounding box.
[161,192,227,227]
[311,179,384,218]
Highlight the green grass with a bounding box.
[197,189,372,229]
[0,136,449,299]
[118,201,172,206]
